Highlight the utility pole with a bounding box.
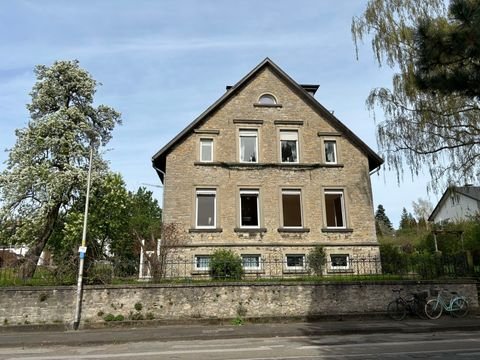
[73,143,94,330]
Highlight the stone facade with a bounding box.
[153,59,383,276]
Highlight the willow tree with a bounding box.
[0,60,121,278]
[352,0,480,189]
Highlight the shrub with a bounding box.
[103,313,115,322]
[114,314,125,321]
[210,249,244,280]
[87,261,113,285]
[379,243,408,275]
[134,302,143,311]
[307,246,326,275]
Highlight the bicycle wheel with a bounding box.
[412,299,428,319]
[425,299,443,320]
[387,299,407,321]
[450,298,469,318]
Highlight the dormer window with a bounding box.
[258,94,277,105]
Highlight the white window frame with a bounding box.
[239,130,258,163]
[194,255,211,271]
[324,140,337,164]
[285,254,306,271]
[330,254,350,270]
[258,93,277,105]
[324,190,346,229]
[195,189,216,229]
[242,254,262,271]
[199,138,213,162]
[239,189,260,229]
[281,189,303,228]
[280,130,299,163]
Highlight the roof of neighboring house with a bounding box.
[428,186,480,221]
[152,58,384,182]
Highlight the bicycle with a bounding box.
[424,288,469,319]
[387,288,428,321]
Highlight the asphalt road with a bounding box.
[1,330,480,360]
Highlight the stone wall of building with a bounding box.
[0,281,477,327]
[161,66,380,274]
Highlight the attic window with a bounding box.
[258,94,277,105]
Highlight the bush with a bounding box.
[210,249,244,280]
[103,313,115,322]
[307,246,326,275]
[87,261,113,285]
[379,243,408,275]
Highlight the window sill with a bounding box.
[243,269,265,274]
[194,161,223,166]
[277,228,310,233]
[321,163,343,168]
[189,228,223,233]
[234,227,267,233]
[253,103,283,108]
[191,270,210,275]
[327,269,354,274]
[321,228,353,233]
[283,269,308,274]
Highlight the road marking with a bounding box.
[5,345,274,360]
[297,337,480,350]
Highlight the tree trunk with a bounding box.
[20,203,62,279]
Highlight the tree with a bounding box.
[415,0,480,99]
[412,197,433,229]
[129,187,162,241]
[0,60,121,278]
[352,0,480,189]
[375,204,394,236]
[399,207,417,230]
[60,173,131,261]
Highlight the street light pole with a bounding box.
[73,143,94,330]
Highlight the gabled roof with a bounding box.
[152,58,383,182]
[428,186,480,221]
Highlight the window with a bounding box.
[239,130,258,163]
[195,255,210,271]
[285,254,305,270]
[325,190,346,228]
[330,254,350,270]
[258,94,277,105]
[242,255,261,270]
[200,138,213,162]
[280,131,298,163]
[324,140,337,164]
[282,190,302,227]
[240,190,259,228]
[196,190,216,228]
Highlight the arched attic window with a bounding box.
[258,93,277,105]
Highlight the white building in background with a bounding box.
[429,186,480,224]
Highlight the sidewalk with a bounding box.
[1,316,480,348]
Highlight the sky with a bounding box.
[0,0,438,227]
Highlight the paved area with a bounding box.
[0,316,479,348]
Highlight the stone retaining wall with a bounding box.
[0,281,477,327]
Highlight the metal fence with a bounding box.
[1,250,478,286]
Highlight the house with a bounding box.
[428,186,480,224]
[151,58,383,276]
